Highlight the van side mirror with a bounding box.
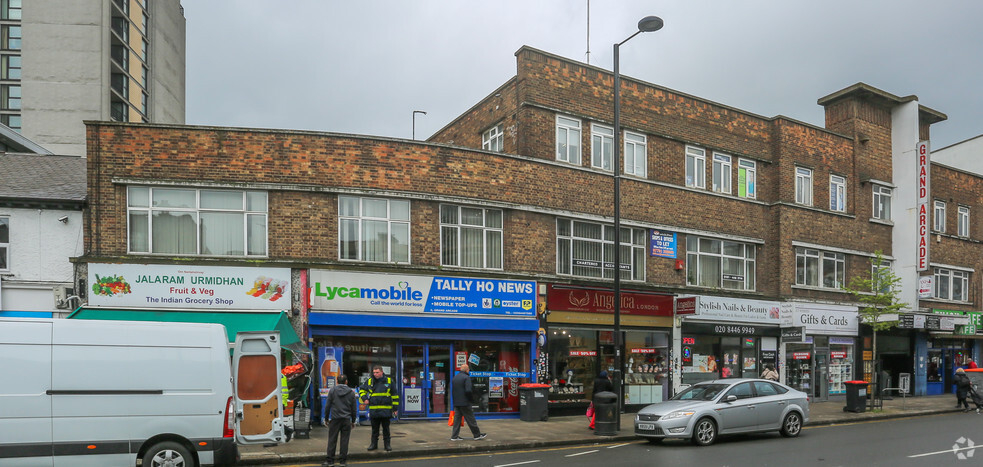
[725,395,738,403]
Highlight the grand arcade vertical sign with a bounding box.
[917,141,930,271]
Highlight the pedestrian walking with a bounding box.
[761,364,779,382]
[322,374,357,467]
[588,370,613,429]
[359,366,399,452]
[450,364,486,441]
[955,368,972,412]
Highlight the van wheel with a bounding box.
[143,441,194,467]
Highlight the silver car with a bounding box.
[634,378,809,446]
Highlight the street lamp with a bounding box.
[613,15,663,430]
[412,110,427,140]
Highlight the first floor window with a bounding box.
[339,196,410,263]
[686,146,706,188]
[440,205,502,269]
[591,124,613,171]
[738,159,756,199]
[712,153,732,194]
[686,236,756,290]
[934,268,969,301]
[556,115,582,165]
[872,184,892,221]
[482,123,504,152]
[556,218,644,281]
[795,167,813,206]
[795,247,844,289]
[0,216,8,270]
[934,200,946,232]
[830,175,846,212]
[624,131,646,177]
[127,187,268,256]
[958,206,970,237]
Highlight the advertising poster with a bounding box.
[403,387,423,412]
[489,377,504,398]
[455,351,468,370]
[319,346,343,421]
[649,229,677,258]
[309,270,536,317]
[88,263,291,310]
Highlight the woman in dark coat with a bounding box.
[589,371,614,429]
[955,368,972,412]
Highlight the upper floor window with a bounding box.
[795,167,813,206]
[141,39,149,61]
[440,205,502,269]
[624,131,646,177]
[591,124,613,171]
[712,153,732,194]
[111,16,129,42]
[872,184,892,221]
[2,25,21,50]
[482,123,503,152]
[685,146,706,188]
[686,236,756,291]
[555,115,581,165]
[871,259,894,294]
[141,65,149,88]
[0,216,8,271]
[830,175,846,212]
[738,159,756,199]
[556,218,644,281]
[934,268,969,302]
[1,114,21,131]
[958,206,970,238]
[1,83,18,110]
[934,200,946,233]
[339,196,409,263]
[127,187,268,256]
[795,247,844,289]
[1,54,20,80]
[1,0,21,20]
[110,100,128,122]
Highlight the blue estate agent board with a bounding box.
[308,270,536,317]
[649,229,677,258]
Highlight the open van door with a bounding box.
[232,331,285,445]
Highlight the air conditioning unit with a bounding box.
[53,286,71,309]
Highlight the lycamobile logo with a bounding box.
[313,281,423,301]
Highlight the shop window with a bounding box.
[127,186,268,256]
[338,195,410,263]
[482,123,503,152]
[452,340,530,414]
[555,115,581,165]
[934,268,969,302]
[686,236,756,291]
[795,247,844,289]
[872,184,892,221]
[0,216,8,270]
[439,204,502,269]
[625,331,669,404]
[556,218,645,281]
[685,146,706,188]
[591,124,613,171]
[547,328,597,405]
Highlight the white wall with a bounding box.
[933,135,983,174]
[0,208,83,312]
[891,101,921,310]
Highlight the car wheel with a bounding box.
[646,437,664,444]
[780,412,802,438]
[692,417,717,446]
[143,441,195,467]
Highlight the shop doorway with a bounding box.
[814,350,829,402]
[397,343,452,418]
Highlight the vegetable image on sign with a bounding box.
[92,274,131,296]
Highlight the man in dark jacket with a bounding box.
[323,375,357,467]
[955,368,972,412]
[359,366,399,451]
[590,370,614,429]
[450,364,486,441]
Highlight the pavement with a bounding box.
[239,394,966,465]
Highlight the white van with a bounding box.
[0,317,286,467]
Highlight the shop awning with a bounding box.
[66,308,306,353]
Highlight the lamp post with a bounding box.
[412,110,427,140]
[613,15,663,430]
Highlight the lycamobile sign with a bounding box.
[309,270,536,317]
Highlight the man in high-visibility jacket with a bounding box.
[358,365,399,452]
[281,374,293,442]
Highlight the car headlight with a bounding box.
[660,410,695,421]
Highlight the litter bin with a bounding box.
[843,380,869,413]
[593,391,618,436]
[519,383,550,422]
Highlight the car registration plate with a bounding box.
[637,423,656,430]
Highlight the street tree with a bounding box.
[844,251,908,408]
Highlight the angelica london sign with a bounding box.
[87,263,291,310]
[308,270,536,317]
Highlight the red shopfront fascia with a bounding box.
[546,284,674,316]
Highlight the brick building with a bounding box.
[74,46,981,417]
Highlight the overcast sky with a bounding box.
[184,0,983,150]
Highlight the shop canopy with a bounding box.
[66,308,307,354]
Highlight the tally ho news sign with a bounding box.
[88,263,291,310]
[309,270,536,317]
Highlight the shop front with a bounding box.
[544,284,673,413]
[926,310,979,395]
[308,270,538,420]
[780,302,859,401]
[680,296,782,386]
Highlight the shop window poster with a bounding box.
[743,357,756,370]
[489,377,504,398]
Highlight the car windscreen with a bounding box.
[671,384,730,401]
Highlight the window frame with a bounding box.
[830,174,846,212]
[556,218,645,281]
[0,216,8,271]
[555,115,582,165]
[934,268,970,302]
[872,184,893,221]
[686,236,757,291]
[795,167,813,206]
[591,124,613,171]
[712,153,732,194]
[958,205,970,238]
[738,159,756,199]
[934,200,946,233]
[482,123,504,152]
[623,131,647,177]
[338,195,411,264]
[439,204,503,270]
[795,247,844,289]
[126,187,268,257]
[685,146,706,189]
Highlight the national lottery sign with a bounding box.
[309,270,536,317]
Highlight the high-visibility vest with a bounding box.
[281,375,290,406]
[359,376,400,418]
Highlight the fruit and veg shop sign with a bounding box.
[87,263,291,310]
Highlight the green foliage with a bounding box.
[844,251,907,332]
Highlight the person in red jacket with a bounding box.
[968,359,978,369]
